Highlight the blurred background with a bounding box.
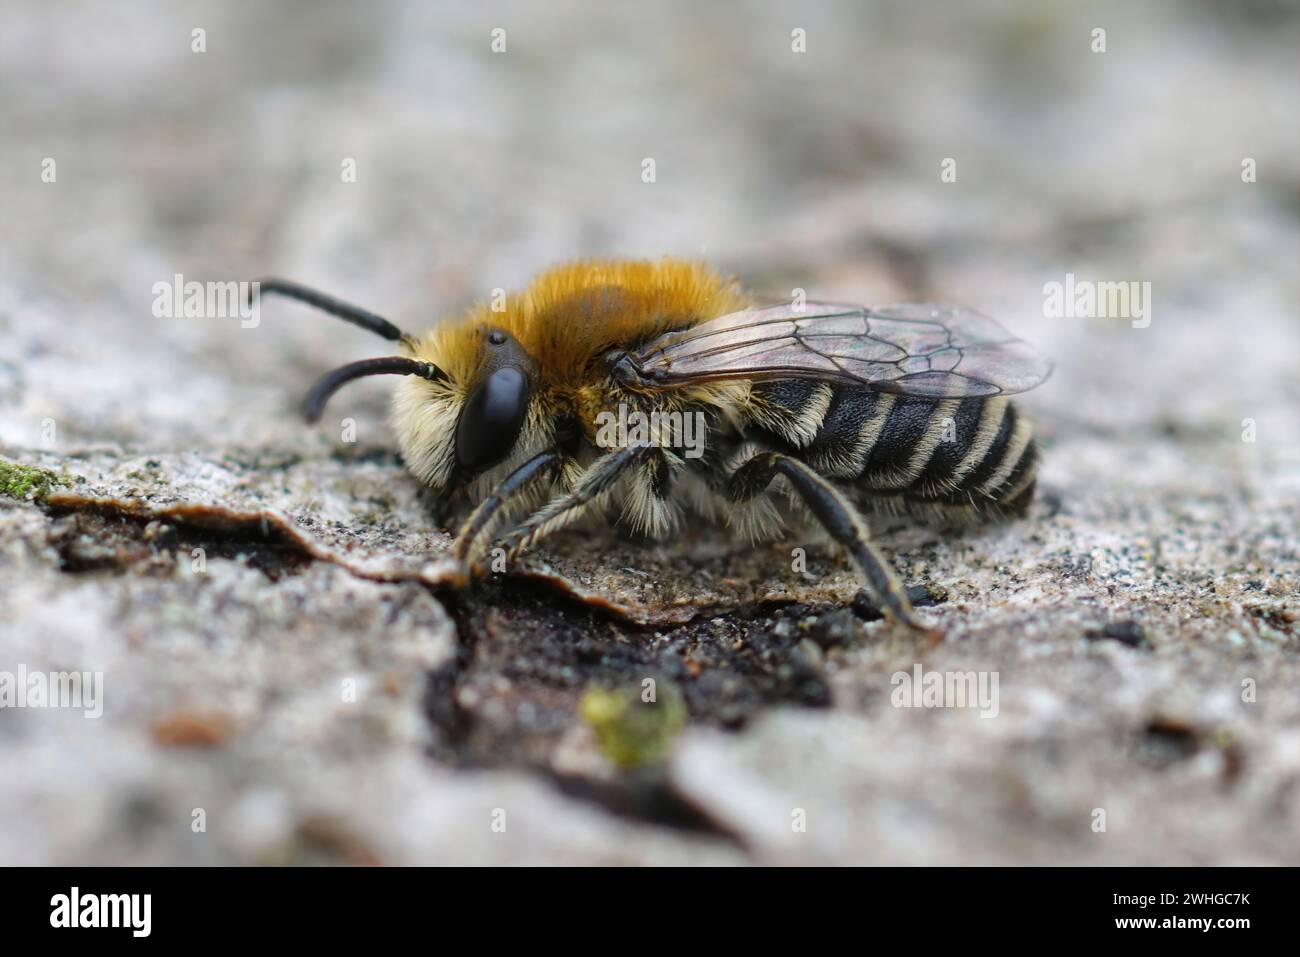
[0,0,1297,865]
[3,0,1296,453]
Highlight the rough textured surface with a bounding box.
[1,0,1297,865]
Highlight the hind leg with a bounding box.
[727,451,940,637]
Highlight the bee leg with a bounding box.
[728,452,941,638]
[451,450,564,570]
[497,445,647,561]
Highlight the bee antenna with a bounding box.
[251,278,407,342]
[303,357,446,423]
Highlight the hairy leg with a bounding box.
[452,450,563,566]
[727,451,939,636]
[495,445,648,561]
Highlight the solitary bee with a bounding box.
[255,259,1050,634]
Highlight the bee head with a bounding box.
[452,327,538,475]
[389,323,540,492]
[252,279,545,494]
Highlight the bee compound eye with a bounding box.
[455,366,531,473]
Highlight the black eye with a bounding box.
[455,366,530,473]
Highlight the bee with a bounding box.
[254,259,1051,635]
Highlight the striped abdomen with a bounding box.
[744,380,1039,520]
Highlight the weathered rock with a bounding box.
[1,0,1296,865]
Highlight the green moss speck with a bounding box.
[0,459,69,505]
[580,682,686,769]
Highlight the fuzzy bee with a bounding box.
[254,259,1051,635]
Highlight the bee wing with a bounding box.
[629,301,1052,398]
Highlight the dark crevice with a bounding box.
[45,504,313,580]
[422,582,750,844]
[418,577,840,782]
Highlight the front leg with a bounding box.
[452,450,565,568]
[728,451,940,637]
[495,445,648,561]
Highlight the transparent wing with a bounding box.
[627,301,1052,398]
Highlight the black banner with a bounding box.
[2,866,1285,943]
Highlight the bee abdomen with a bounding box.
[910,397,1039,512]
[747,382,1038,517]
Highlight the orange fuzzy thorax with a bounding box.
[406,258,750,389]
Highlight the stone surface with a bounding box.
[1,0,1297,865]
